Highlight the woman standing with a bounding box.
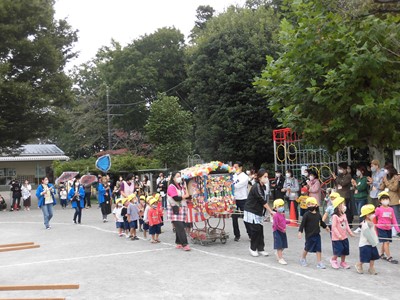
[21,180,32,211]
[352,165,369,233]
[98,176,112,222]
[244,169,274,257]
[307,170,321,206]
[167,171,191,251]
[68,179,85,224]
[282,169,300,220]
[36,177,56,229]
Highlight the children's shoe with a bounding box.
[175,244,183,249]
[259,251,269,257]
[131,236,139,241]
[299,258,307,267]
[316,262,326,269]
[330,259,339,269]
[368,267,377,275]
[249,247,259,257]
[278,258,287,265]
[340,262,350,269]
[355,262,363,274]
[386,256,398,264]
[183,245,191,251]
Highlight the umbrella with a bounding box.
[55,171,79,185]
[80,174,98,186]
[96,154,111,172]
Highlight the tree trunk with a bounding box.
[368,145,386,166]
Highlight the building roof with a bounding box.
[0,144,69,162]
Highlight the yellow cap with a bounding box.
[273,198,284,209]
[360,204,375,217]
[146,196,152,203]
[378,191,390,200]
[330,192,340,199]
[140,195,146,200]
[123,197,130,204]
[116,198,124,204]
[154,193,161,201]
[149,198,158,206]
[332,197,345,209]
[127,193,136,202]
[306,197,318,206]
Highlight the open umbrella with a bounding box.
[55,171,79,185]
[80,174,98,186]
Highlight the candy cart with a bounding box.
[181,161,235,245]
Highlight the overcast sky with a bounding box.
[54,0,247,69]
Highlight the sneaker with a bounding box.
[299,258,307,267]
[234,236,240,242]
[46,226,51,230]
[355,262,363,274]
[183,245,191,251]
[330,259,339,269]
[249,247,259,257]
[132,236,139,240]
[353,227,361,234]
[317,262,326,269]
[175,244,183,249]
[340,262,350,269]
[259,251,269,257]
[278,258,287,265]
[103,219,107,223]
[368,267,377,275]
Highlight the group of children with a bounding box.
[271,190,399,274]
[112,193,164,244]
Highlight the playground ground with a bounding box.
[0,200,399,300]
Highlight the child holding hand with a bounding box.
[273,199,290,265]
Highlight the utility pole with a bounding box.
[106,85,111,150]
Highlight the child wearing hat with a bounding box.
[272,199,290,265]
[113,198,125,237]
[355,204,380,274]
[322,192,340,231]
[148,197,162,243]
[297,186,309,217]
[330,197,355,269]
[298,197,330,269]
[375,191,400,264]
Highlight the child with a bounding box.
[272,198,290,265]
[148,197,162,243]
[121,198,130,238]
[297,186,309,217]
[138,195,146,232]
[298,197,330,269]
[0,194,7,211]
[322,192,340,231]
[375,191,400,264]
[140,196,149,239]
[355,204,380,275]
[60,187,68,209]
[113,198,125,237]
[330,197,355,269]
[127,196,140,241]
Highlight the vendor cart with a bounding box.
[181,161,235,245]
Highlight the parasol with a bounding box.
[80,174,98,186]
[55,172,79,185]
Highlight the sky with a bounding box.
[54,0,247,69]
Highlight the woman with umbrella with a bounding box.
[68,178,85,224]
[98,176,112,222]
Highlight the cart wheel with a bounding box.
[211,239,216,242]
[199,239,206,246]
[220,238,227,244]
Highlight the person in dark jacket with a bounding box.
[244,169,274,257]
[271,170,285,200]
[10,179,22,211]
[332,162,353,227]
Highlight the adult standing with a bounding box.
[21,180,32,211]
[367,159,386,207]
[244,168,273,257]
[352,165,369,233]
[380,165,400,236]
[36,177,56,229]
[282,169,300,220]
[271,170,285,201]
[68,179,85,224]
[142,175,151,196]
[84,184,92,209]
[167,171,191,251]
[98,176,112,222]
[332,162,353,227]
[232,161,251,242]
[157,173,168,209]
[120,174,136,199]
[10,178,22,211]
[307,170,321,206]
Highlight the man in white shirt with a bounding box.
[232,161,251,241]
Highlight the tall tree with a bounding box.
[189,5,215,42]
[255,0,400,163]
[0,0,77,150]
[187,5,280,168]
[145,93,192,169]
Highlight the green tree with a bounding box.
[255,0,400,163]
[145,93,192,169]
[189,5,215,42]
[0,0,77,149]
[186,5,280,168]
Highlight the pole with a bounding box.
[106,86,111,150]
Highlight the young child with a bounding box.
[138,195,146,232]
[297,186,309,217]
[143,196,151,240]
[60,187,68,209]
[113,198,125,237]
[298,197,330,269]
[322,192,340,231]
[273,199,290,265]
[121,198,130,238]
[330,197,355,269]
[375,191,400,264]
[355,204,380,275]
[148,197,162,243]
[127,196,140,241]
